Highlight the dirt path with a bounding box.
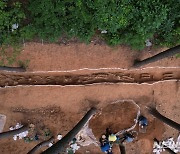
[15,43,180,71]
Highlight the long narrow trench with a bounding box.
[0,68,179,87]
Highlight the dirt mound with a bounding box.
[89,101,139,140]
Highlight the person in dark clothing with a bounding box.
[119,132,135,143]
[138,115,148,128]
[99,128,114,154]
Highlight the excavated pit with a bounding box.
[0,67,179,87]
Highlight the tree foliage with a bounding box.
[0,1,25,44]
[0,0,179,49]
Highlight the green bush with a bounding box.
[28,0,65,42]
[0,0,179,50]
[28,0,96,42]
[63,0,96,42]
[0,1,25,44]
[99,0,169,49]
[154,0,180,47]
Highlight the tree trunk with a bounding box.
[133,45,180,67]
[0,125,28,139]
[42,107,97,154]
[148,107,180,131]
[119,144,126,154]
[28,137,54,154]
[0,66,26,72]
[154,138,176,154]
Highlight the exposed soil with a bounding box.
[89,101,139,139]
[0,42,179,154]
[17,43,180,71]
[0,67,179,87]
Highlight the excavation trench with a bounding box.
[0,68,179,87]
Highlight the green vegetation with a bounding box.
[0,0,180,50]
[18,59,30,69]
[0,44,20,66]
[0,43,30,68]
[0,1,27,67]
[0,1,25,44]
[176,54,180,58]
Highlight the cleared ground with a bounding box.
[0,43,179,154]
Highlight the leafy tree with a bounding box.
[102,0,169,49]
[1,0,179,49]
[0,1,25,44]
[63,0,96,42]
[28,0,65,42]
[154,0,180,47]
